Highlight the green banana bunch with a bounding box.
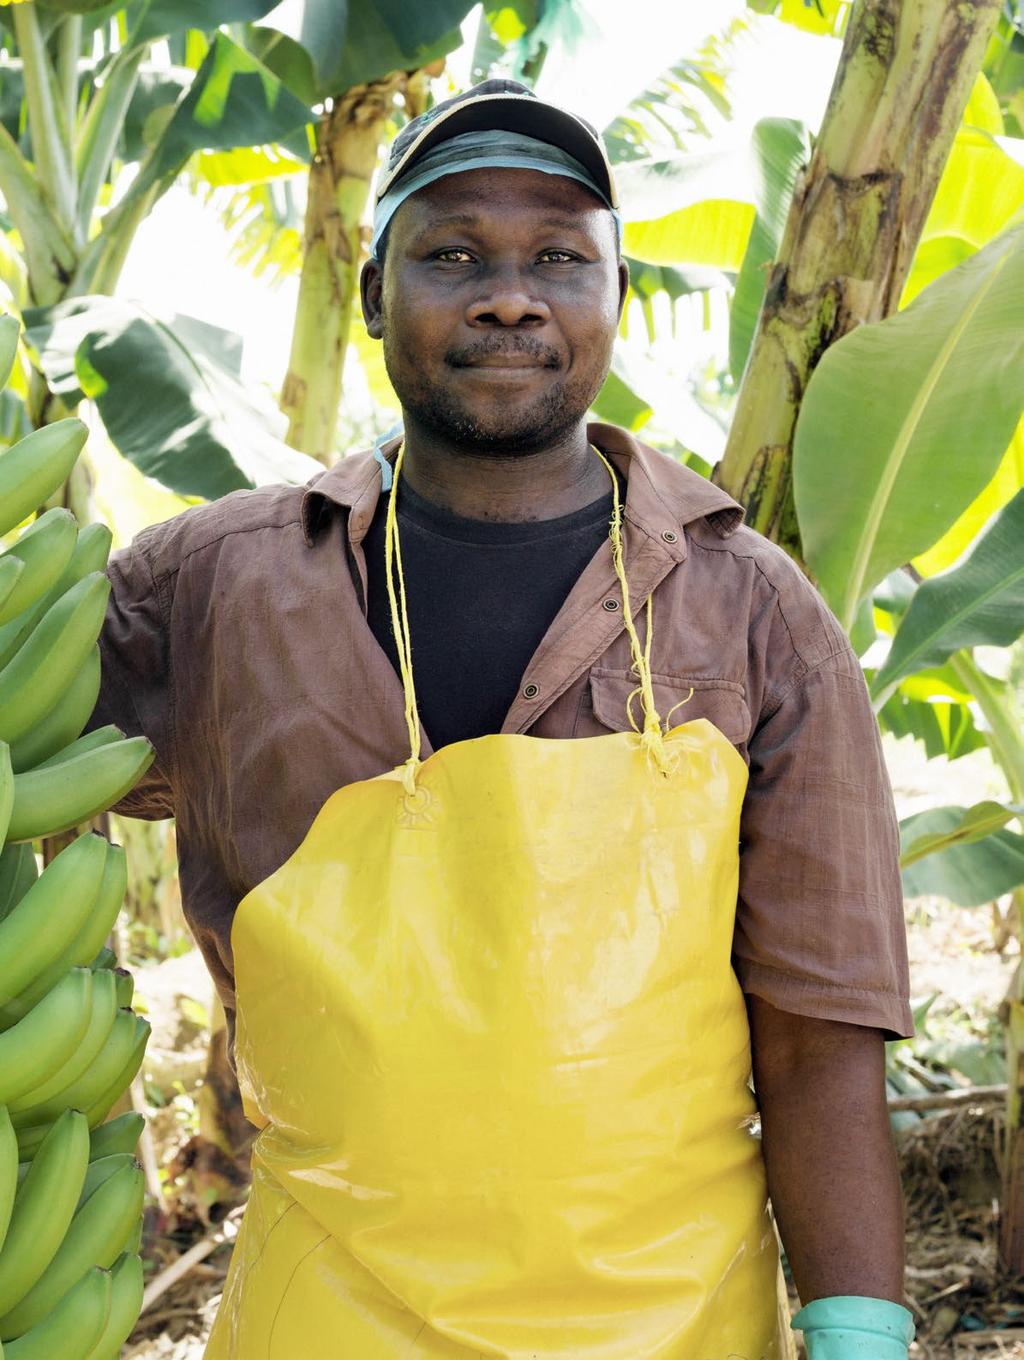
[0,845,35,923]
[0,522,112,673]
[0,573,109,746]
[0,316,154,1354]
[8,969,117,1113]
[0,969,93,1106]
[0,509,77,628]
[1,841,126,1024]
[0,1159,144,1337]
[3,1265,112,1360]
[7,735,154,842]
[0,421,89,543]
[8,647,101,773]
[0,833,108,1008]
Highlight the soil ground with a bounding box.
[122,735,1023,1357]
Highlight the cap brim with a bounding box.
[376,93,618,210]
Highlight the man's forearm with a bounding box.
[746,994,906,1304]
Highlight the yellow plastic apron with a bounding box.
[205,442,785,1360]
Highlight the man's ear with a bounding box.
[361,259,384,339]
[616,257,630,321]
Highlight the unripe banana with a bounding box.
[0,419,88,540]
[0,843,126,1027]
[9,969,116,1113]
[0,969,93,1106]
[33,723,122,772]
[0,743,11,846]
[0,834,107,1007]
[6,736,154,842]
[0,1160,143,1338]
[0,573,109,745]
[8,647,101,774]
[0,522,112,673]
[11,1010,147,1130]
[74,1153,134,1212]
[85,1018,150,1128]
[81,1250,143,1360]
[87,1113,144,1162]
[0,844,37,925]
[0,1108,89,1315]
[3,1264,111,1360]
[0,557,24,624]
[0,1106,16,1251]
[90,947,117,971]
[0,509,77,626]
[113,969,134,1008]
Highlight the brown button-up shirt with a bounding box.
[93,423,914,1043]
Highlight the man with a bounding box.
[94,81,916,1357]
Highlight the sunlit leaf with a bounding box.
[875,494,1024,696]
[794,222,1024,630]
[899,805,1024,906]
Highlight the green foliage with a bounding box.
[875,491,1024,691]
[793,222,1024,631]
[242,0,479,103]
[728,118,810,384]
[24,296,320,498]
[900,805,1024,907]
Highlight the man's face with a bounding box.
[360,166,629,455]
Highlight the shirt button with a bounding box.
[522,682,540,699]
[602,598,619,611]
[662,529,679,543]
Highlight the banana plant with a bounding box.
[0,0,326,513]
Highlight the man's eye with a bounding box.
[435,248,474,263]
[539,250,576,263]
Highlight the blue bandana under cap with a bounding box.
[370,129,622,261]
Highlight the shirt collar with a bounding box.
[300,422,744,551]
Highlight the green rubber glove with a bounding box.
[791,1295,915,1358]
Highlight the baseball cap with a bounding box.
[370,79,620,259]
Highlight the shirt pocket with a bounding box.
[580,667,752,757]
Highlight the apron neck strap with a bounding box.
[383,439,677,791]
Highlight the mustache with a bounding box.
[446,337,562,369]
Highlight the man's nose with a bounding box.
[466,268,551,327]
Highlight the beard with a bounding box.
[382,330,609,456]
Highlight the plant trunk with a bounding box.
[713,0,1001,560]
[280,73,405,464]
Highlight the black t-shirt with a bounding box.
[362,470,625,751]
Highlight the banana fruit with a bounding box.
[0,325,154,1355]
[0,572,109,745]
[0,509,77,627]
[8,646,101,773]
[0,420,89,541]
[7,736,155,842]
[0,969,93,1106]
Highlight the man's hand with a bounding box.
[746,994,906,1304]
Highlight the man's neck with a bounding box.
[394,421,614,524]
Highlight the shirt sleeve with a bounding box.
[86,530,176,820]
[731,637,915,1041]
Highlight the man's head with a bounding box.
[360,81,629,457]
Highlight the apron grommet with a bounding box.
[602,599,619,611]
[523,682,540,699]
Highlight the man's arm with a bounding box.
[746,993,905,1304]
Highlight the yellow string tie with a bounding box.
[589,446,677,777]
[383,439,423,794]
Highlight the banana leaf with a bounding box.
[874,489,1024,691]
[793,220,1024,631]
[899,804,1024,906]
[901,799,1024,868]
[729,118,810,384]
[617,144,756,268]
[245,0,478,104]
[24,296,321,499]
